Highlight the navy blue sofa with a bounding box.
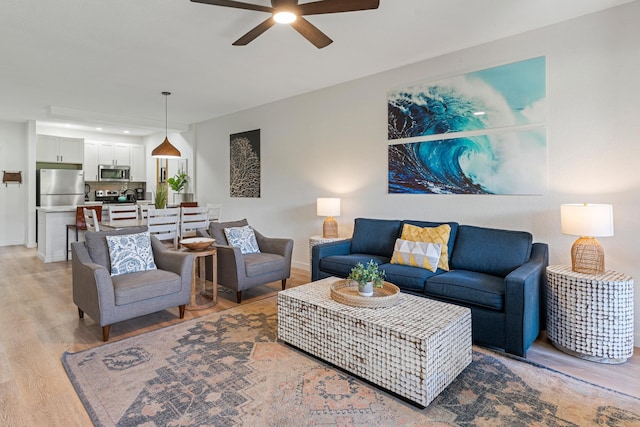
[311,218,549,357]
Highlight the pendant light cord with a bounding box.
[162,91,171,138]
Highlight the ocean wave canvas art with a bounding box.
[388,128,546,195]
[387,57,546,195]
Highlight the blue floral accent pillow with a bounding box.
[106,232,157,276]
[224,225,260,254]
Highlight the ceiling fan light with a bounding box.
[273,11,296,24]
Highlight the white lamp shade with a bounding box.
[317,198,340,217]
[560,203,614,237]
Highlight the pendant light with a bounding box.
[152,91,181,158]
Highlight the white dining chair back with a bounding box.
[180,206,209,238]
[206,203,223,223]
[108,204,139,221]
[138,201,153,219]
[83,208,100,232]
[147,207,181,250]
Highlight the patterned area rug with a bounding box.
[63,299,640,426]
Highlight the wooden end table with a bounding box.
[180,246,218,310]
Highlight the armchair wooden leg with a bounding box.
[236,291,243,304]
[78,307,84,319]
[179,304,186,319]
[102,325,111,342]
[281,279,287,290]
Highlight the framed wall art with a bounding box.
[230,129,261,198]
[387,56,546,195]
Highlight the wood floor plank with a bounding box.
[0,244,637,427]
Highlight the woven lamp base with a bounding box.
[323,216,338,238]
[571,236,605,275]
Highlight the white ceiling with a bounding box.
[0,0,634,135]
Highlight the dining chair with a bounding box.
[180,206,209,239]
[67,206,103,260]
[206,203,223,223]
[137,201,153,219]
[147,207,181,250]
[108,204,139,221]
[83,208,101,232]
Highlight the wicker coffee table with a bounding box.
[277,277,472,407]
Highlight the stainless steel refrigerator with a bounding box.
[37,169,85,207]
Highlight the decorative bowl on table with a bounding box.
[180,237,215,251]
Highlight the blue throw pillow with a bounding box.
[350,218,402,258]
[106,231,157,276]
[224,225,260,254]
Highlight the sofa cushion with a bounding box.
[85,226,149,272]
[106,231,157,276]
[350,218,402,258]
[208,219,249,246]
[400,223,452,271]
[319,254,388,279]
[381,263,438,293]
[112,269,181,306]
[243,253,286,277]
[390,239,441,272]
[224,225,260,254]
[450,225,532,277]
[426,270,505,311]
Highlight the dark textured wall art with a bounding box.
[230,129,261,198]
[387,57,547,195]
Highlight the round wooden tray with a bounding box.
[180,237,215,251]
[330,279,400,308]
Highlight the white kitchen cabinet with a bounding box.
[98,142,130,166]
[84,141,99,181]
[129,144,146,182]
[37,135,84,164]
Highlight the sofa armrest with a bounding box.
[254,230,293,258]
[151,237,194,288]
[212,243,246,286]
[503,242,549,356]
[71,241,117,325]
[311,239,352,281]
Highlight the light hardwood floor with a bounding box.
[0,245,637,425]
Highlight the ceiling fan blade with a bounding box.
[190,0,272,13]
[232,17,276,45]
[297,0,379,16]
[290,17,333,49]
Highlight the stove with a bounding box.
[95,190,136,204]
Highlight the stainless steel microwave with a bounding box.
[98,164,130,181]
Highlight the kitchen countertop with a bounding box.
[37,202,104,213]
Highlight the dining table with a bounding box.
[99,218,147,230]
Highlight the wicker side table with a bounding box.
[546,265,634,364]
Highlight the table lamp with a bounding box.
[560,203,614,275]
[317,198,340,238]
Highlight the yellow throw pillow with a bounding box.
[400,223,452,271]
[391,239,442,272]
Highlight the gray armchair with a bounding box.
[198,219,293,303]
[71,226,194,341]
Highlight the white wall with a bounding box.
[193,2,640,345]
[0,120,28,246]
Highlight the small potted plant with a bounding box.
[348,260,386,297]
[168,170,193,204]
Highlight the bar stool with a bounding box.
[66,205,102,261]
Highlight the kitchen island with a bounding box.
[37,204,102,263]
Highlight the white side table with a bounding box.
[309,235,348,269]
[546,265,634,364]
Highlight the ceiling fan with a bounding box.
[191,0,380,49]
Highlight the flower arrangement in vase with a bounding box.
[347,260,385,297]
